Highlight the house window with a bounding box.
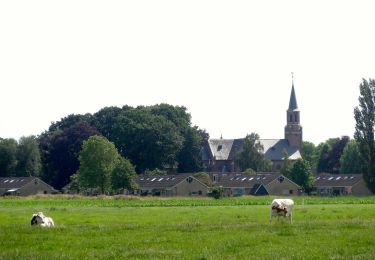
[289,190,293,195]
[217,145,222,151]
[198,190,202,195]
[187,177,193,183]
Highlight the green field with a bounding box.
[1,196,375,259]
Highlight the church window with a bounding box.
[289,114,293,122]
[295,114,299,122]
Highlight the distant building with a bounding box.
[201,82,303,172]
[215,173,301,196]
[136,174,209,197]
[314,173,373,196]
[0,177,56,196]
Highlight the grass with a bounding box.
[1,196,375,259]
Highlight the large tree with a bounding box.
[354,78,375,192]
[15,136,41,177]
[339,140,362,174]
[77,135,120,194]
[39,122,100,189]
[316,137,349,173]
[112,107,183,173]
[235,133,271,172]
[0,138,18,177]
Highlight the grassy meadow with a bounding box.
[1,196,375,259]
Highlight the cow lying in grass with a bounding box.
[31,212,55,227]
[270,199,294,224]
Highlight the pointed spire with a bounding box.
[288,73,298,110]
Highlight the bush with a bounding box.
[209,186,224,199]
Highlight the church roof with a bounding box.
[203,138,302,161]
[288,83,298,110]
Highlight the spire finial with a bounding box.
[291,72,294,84]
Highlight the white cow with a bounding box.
[31,212,55,227]
[270,199,294,224]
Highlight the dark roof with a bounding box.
[0,177,37,189]
[204,138,301,161]
[314,173,363,187]
[288,83,298,110]
[137,174,208,189]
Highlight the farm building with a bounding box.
[136,174,209,196]
[214,173,301,196]
[201,82,303,173]
[314,173,373,196]
[0,177,56,196]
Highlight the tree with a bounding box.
[112,107,183,173]
[288,159,314,193]
[193,172,212,186]
[235,133,271,172]
[77,135,120,194]
[302,141,318,169]
[339,140,362,174]
[177,127,203,173]
[0,138,17,177]
[316,137,349,173]
[92,106,125,141]
[39,122,100,189]
[48,113,94,132]
[354,78,375,192]
[15,136,42,177]
[111,158,138,192]
[280,150,292,177]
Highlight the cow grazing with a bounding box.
[270,199,294,224]
[31,212,55,227]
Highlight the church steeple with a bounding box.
[285,75,303,150]
[288,83,298,110]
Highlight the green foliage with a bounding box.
[289,158,314,193]
[302,141,319,169]
[177,127,203,172]
[280,150,292,177]
[111,158,138,192]
[143,168,167,176]
[112,107,183,173]
[354,78,375,193]
[193,172,212,186]
[243,168,256,175]
[340,140,362,174]
[235,133,271,172]
[317,137,349,173]
[0,138,17,177]
[208,186,224,199]
[77,136,120,194]
[15,136,42,177]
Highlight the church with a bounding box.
[201,82,303,172]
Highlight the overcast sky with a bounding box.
[1,1,375,145]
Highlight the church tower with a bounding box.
[285,80,303,150]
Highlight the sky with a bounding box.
[1,1,375,145]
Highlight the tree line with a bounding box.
[1,104,206,192]
[1,79,375,194]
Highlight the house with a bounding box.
[136,174,209,197]
[314,173,373,196]
[215,173,301,196]
[201,81,302,172]
[0,177,56,196]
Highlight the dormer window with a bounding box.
[217,145,222,151]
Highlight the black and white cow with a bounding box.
[270,199,294,224]
[31,212,55,227]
